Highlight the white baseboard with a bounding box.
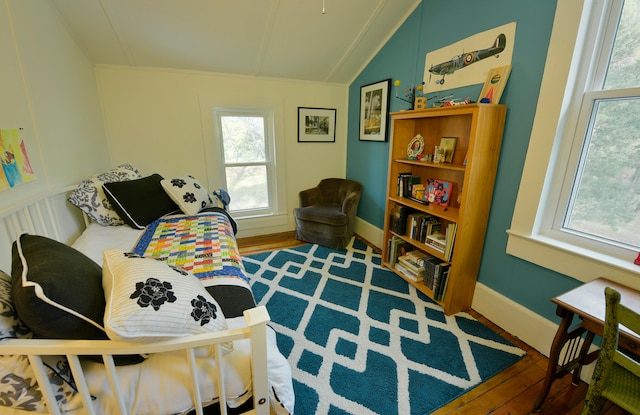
[355,217,383,249]
[472,282,596,383]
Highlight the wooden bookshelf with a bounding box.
[382,104,507,315]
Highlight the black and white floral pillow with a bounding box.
[67,164,141,226]
[102,250,231,352]
[161,175,214,215]
[0,271,80,412]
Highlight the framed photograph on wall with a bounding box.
[359,79,391,142]
[298,107,336,142]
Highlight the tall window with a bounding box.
[545,0,640,258]
[214,108,275,217]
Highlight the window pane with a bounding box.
[220,116,266,163]
[225,165,269,211]
[564,97,640,248]
[603,0,640,89]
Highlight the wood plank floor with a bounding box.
[236,232,628,415]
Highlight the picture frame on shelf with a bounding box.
[298,107,336,142]
[439,137,457,163]
[407,134,424,158]
[359,79,391,142]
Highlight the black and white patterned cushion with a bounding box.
[161,175,214,215]
[67,164,141,226]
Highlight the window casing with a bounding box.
[213,108,276,218]
[542,0,640,259]
[506,0,640,285]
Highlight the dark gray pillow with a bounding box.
[103,173,179,229]
[11,234,107,340]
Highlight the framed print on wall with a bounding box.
[298,107,336,142]
[359,79,391,142]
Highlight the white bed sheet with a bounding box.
[70,222,143,266]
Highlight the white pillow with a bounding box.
[102,249,231,352]
[161,175,214,215]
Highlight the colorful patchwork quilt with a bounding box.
[133,212,249,287]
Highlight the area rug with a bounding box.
[242,238,525,415]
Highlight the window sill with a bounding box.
[235,212,288,231]
[506,229,640,290]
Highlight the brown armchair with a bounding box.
[294,178,362,250]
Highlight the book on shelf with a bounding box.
[411,183,425,201]
[396,172,411,197]
[395,262,423,282]
[405,249,432,267]
[421,218,441,243]
[422,256,444,290]
[434,265,451,301]
[426,232,446,252]
[444,222,457,262]
[397,173,420,198]
[407,213,433,241]
[397,255,424,275]
[388,235,412,267]
[389,205,414,235]
[424,178,453,207]
[431,262,451,300]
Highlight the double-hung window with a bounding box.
[213,108,276,218]
[549,0,640,256]
[507,0,640,282]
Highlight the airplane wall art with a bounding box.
[424,22,516,93]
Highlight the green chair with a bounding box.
[581,287,640,415]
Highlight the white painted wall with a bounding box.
[95,66,349,237]
[0,0,111,213]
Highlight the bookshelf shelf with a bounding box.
[382,104,507,315]
[395,159,467,172]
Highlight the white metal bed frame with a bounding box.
[0,188,271,415]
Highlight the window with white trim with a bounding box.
[506,0,640,284]
[213,108,276,218]
[543,0,639,259]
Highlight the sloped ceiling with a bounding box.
[50,0,420,84]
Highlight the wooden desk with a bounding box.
[533,278,640,412]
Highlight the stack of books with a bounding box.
[424,222,457,261]
[395,249,434,283]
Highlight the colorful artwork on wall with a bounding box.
[0,128,36,191]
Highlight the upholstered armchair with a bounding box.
[294,178,362,250]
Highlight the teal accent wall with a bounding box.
[346,0,580,322]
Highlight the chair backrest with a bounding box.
[317,178,362,205]
[605,287,640,377]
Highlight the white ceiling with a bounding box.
[50,0,419,84]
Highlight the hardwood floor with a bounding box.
[236,232,628,415]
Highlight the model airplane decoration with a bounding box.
[428,33,506,85]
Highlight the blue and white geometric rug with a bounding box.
[243,238,525,415]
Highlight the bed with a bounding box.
[0,166,295,415]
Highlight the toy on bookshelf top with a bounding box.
[478,65,512,104]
